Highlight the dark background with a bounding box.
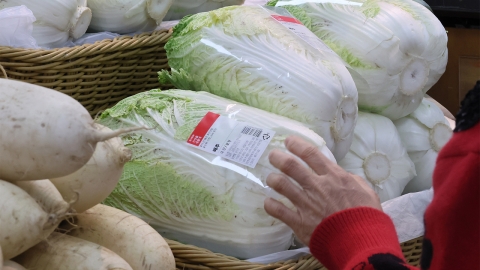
[424,0,479,28]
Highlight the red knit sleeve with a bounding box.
[419,122,480,269]
[309,207,417,270]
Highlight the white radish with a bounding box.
[0,78,143,182]
[3,260,26,270]
[14,180,70,215]
[51,124,132,213]
[63,204,175,270]
[0,180,61,260]
[13,233,133,270]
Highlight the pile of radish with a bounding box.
[0,79,176,270]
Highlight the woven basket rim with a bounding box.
[0,29,173,74]
[0,28,173,116]
[0,28,172,52]
[166,236,424,270]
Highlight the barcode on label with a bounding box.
[241,126,263,138]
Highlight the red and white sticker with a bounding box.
[271,15,334,53]
[187,112,275,168]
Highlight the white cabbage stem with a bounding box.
[394,98,453,194]
[363,152,391,185]
[339,112,415,202]
[400,57,429,96]
[70,6,92,39]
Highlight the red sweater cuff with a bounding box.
[309,207,404,270]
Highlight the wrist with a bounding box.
[309,207,403,270]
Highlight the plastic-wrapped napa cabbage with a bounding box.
[99,89,336,259]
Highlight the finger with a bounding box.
[264,197,300,230]
[266,173,306,207]
[284,136,336,176]
[269,149,315,187]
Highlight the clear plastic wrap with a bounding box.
[0,0,91,49]
[0,5,38,49]
[159,5,359,161]
[98,89,336,259]
[268,0,448,121]
[163,0,247,21]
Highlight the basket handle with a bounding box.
[0,63,7,79]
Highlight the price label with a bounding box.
[187,112,275,168]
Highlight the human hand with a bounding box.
[264,136,382,246]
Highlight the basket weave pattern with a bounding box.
[0,30,172,117]
[167,237,423,270]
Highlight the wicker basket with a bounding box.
[0,29,172,117]
[166,236,423,270]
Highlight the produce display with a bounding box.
[0,0,456,268]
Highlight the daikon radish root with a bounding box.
[63,204,175,270]
[13,233,133,270]
[0,180,61,260]
[0,78,143,181]
[3,260,26,270]
[51,124,132,213]
[14,180,70,215]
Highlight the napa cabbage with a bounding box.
[159,5,359,161]
[339,111,416,202]
[394,98,453,194]
[98,89,335,259]
[268,0,448,120]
